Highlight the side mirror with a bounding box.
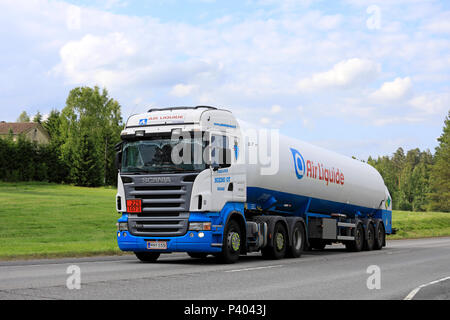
[115,142,123,171]
[115,151,122,171]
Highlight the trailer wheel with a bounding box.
[262,222,288,260]
[345,223,364,252]
[373,221,385,250]
[363,222,375,251]
[188,252,208,259]
[134,252,160,263]
[287,222,305,258]
[218,220,241,264]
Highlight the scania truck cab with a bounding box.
[116,106,392,263]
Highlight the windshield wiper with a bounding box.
[122,167,150,174]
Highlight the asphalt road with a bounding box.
[0,237,449,300]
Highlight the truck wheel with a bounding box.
[287,222,305,258]
[363,222,375,251]
[345,223,364,252]
[134,252,160,263]
[188,252,208,259]
[373,221,385,250]
[218,220,241,264]
[262,222,288,260]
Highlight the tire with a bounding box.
[188,252,208,259]
[218,220,242,264]
[262,222,288,260]
[134,252,160,263]
[309,239,326,250]
[345,222,364,252]
[373,221,385,250]
[363,222,375,251]
[287,222,305,258]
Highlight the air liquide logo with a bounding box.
[290,147,345,186]
[290,148,306,179]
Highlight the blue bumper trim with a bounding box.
[117,203,244,253]
[117,229,222,253]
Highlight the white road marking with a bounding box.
[404,276,450,300]
[225,265,284,273]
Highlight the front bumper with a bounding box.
[117,230,222,253]
[117,212,223,253]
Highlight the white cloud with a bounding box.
[370,77,412,101]
[409,93,449,115]
[373,116,423,126]
[260,117,270,125]
[54,33,136,88]
[170,84,196,97]
[297,58,380,91]
[423,12,450,34]
[270,105,282,114]
[66,5,82,31]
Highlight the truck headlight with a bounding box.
[189,222,211,231]
[117,222,128,231]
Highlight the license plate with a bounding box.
[147,241,167,250]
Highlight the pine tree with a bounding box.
[428,111,450,212]
[33,111,42,123]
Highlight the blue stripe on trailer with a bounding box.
[247,187,392,234]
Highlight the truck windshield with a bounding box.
[121,134,208,174]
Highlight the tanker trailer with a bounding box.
[115,106,393,263]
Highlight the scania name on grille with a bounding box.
[141,177,172,184]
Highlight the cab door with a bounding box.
[210,133,234,212]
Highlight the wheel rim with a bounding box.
[276,232,285,251]
[377,225,384,243]
[356,228,362,246]
[293,229,302,250]
[229,232,240,252]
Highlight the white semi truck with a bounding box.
[115,106,393,263]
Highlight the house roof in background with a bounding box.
[0,122,41,135]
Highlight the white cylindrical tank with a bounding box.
[243,131,389,216]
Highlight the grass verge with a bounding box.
[0,182,448,260]
[387,210,450,240]
[0,182,122,261]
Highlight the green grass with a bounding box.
[0,182,449,260]
[388,210,450,240]
[0,181,126,260]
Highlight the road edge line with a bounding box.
[404,276,450,300]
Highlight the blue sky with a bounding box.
[0,0,449,159]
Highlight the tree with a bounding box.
[428,111,450,212]
[33,111,42,123]
[60,86,123,187]
[72,134,103,187]
[17,111,30,122]
[367,146,435,211]
[43,109,62,144]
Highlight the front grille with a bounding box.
[128,212,190,237]
[123,173,196,237]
